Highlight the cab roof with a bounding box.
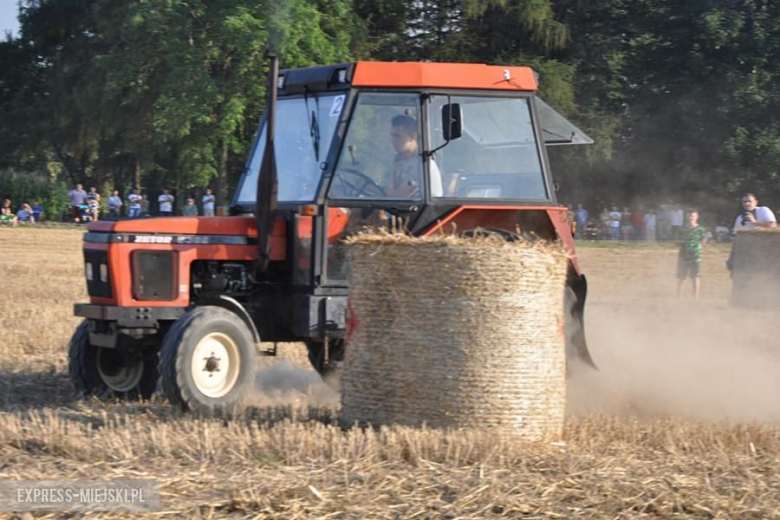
[352,62,538,91]
[278,61,538,95]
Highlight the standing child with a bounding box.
[127,189,142,218]
[87,187,101,221]
[201,188,216,217]
[676,209,707,299]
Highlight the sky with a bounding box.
[0,0,20,38]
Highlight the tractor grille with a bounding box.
[131,251,178,301]
[84,250,112,298]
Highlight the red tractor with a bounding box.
[70,59,596,413]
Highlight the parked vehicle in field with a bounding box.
[70,59,596,412]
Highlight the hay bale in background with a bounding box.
[731,229,780,308]
[341,234,569,441]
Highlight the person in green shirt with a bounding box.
[676,209,708,299]
[181,197,199,216]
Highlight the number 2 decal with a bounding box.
[330,95,345,117]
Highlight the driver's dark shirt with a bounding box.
[387,153,422,196]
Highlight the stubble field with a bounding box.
[1,227,780,518]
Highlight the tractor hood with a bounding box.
[86,216,262,237]
[84,217,288,262]
[85,217,287,260]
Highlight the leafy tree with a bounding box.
[4,0,363,212]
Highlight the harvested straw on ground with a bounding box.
[341,233,570,441]
[731,228,780,308]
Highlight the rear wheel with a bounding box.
[68,320,158,400]
[159,307,256,413]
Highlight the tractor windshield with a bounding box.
[429,95,549,200]
[235,93,346,204]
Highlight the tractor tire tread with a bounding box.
[159,310,199,409]
[159,307,255,413]
[68,320,102,398]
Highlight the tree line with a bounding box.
[2,0,780,222]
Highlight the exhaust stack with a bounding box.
[254,51,279,274]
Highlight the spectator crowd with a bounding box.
[567,202,735,244]
[1,185,220,226]
[567,193,778,300]
[64,185,218,223]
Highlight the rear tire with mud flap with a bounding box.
[159,307,256,413]
[564,285,597,373]
[68,319,158,400]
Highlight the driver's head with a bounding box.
[390,115,418,155]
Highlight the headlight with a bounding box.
[83,250,112,298]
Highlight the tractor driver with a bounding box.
[386,115,443,198]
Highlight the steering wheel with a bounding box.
[333,168,387,198]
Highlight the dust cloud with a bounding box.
[568,248,780,424]
[249,356,339,408]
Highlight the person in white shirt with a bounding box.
[202,188,216,217]
[732,193,776,232]
[127,189,142,218]
[727,192,777,273]
[643,209,657,241]
[108,190,123,218]
[158,189,175,216]
[670,203,684,240]
[608,206,621,240]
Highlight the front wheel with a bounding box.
[159,307,256,413]
[68,320,158,400]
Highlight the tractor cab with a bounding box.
[234,62,592,287]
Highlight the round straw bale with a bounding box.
[340,234,569,441]
[731,228,780,308]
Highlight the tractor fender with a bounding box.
[192,295,261,345]
[567,269,588,313]
[565,269,597,370]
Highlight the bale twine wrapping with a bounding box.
[340,234,570,441]
[731,229,780,308]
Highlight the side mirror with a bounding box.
[441,103,463,141]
